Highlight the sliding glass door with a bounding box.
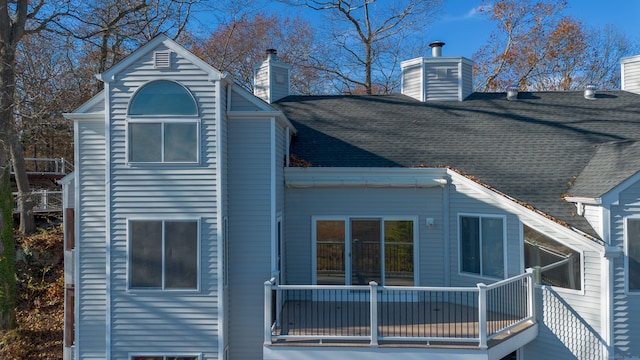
[315,217,416,286]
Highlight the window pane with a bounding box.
[129,80,197,116]
[164,123,197,162]
[130,123,161,162]
[316,220,345,285]
[629,220,640,290]
[482,218,504,278]
[384,220,414,286]
[165,221,198,289]
[524,225,581,290]
[131,221,163,288]
[351,219,381,285]
[461,216,480,274]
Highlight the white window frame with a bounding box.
[126,118,201,164]
[311,215,419,286]
[522,223,584,294]
[129,353,202,360]
[126,80,200,165]
[625,216,640,294]
[458,213,507,280]
[127,218,201,292]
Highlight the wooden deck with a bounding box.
[273,300,533,347]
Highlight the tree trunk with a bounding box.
[10,135,35,235]
[0,165,16,330]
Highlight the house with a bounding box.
[60,34,640,360]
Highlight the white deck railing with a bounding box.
[10,157,73,176]
[13,190,63,213]
[265,269,535,348]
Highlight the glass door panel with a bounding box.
[351,219,381,285]
[384,220,414,286]
[316,220,346,285]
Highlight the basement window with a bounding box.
[524,225,581,291]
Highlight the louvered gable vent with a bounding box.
[154,51,171,69]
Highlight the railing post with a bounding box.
[526,268,536,321]
[369,281,379,346]
[533,265,542,285]
[264,280,273,345]
[477,283,488,349]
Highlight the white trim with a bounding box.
[522,223,585,295]
[448,170,604,252]
[104,81,112,360]
[226,109,296,133]
[270,118,277,276]
[72,120,81,360]
[624,216,640,295]
[128,352,202,360]
[125,218,202,292]
[457,213,508,280]
[286,167,448,188]
[126,118,201,165]
[99,35,223,83]
[564,196,602,205]
[65,90,105,115]
[215,78,225,360]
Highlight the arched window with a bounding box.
[127,80,199,163]
[128,80,198,116]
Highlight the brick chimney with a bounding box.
[253,49,291,103]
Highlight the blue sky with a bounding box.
[430,0,640,58]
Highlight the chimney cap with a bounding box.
[266,48,277,61]
[429,41,445,57]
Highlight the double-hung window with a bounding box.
[129,220,199,290]
[627,218,640,291]
[127,80,199,164]
[459,214,505,278]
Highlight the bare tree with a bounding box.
[0,0,73,329]
[185,13,321,94]
[473,0,639,92]
[278,0,443,94]
[68,0,199,90]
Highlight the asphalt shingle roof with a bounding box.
[569,140,640,198]
[273,91,640,238]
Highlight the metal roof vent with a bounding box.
[506,84,519,101]
[429,41,445,57]
[154,51,171,69]
[584,84,597,100]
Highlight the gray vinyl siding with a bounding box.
[622,55,640,94]
[425,63,459,101]
[253,62,270,102]
[107,44,219,359]
[75,120,107,360]
[611,179,640,357]
[230,88,261,111]
[269,64,289,102]
[583,203,604,238]
[227,118,273,360]
[448,179,522,286]
[450,177,605,358]
[401,64,423,101]
[284,186,445,286]
[461,61,473,100]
